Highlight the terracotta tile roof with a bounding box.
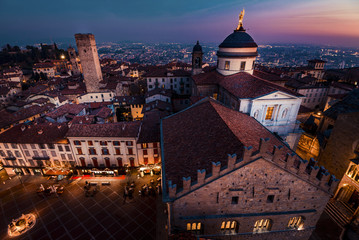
[70,115,95,124]
[253,70,287,82]
[143,68,191,77]
[0,87,11,95]
[192,71,220,85]
[46,103,87,119]
[10,103,55,123]
[66,122,141,138]
[88,101,113,109]
[162,98,296,189]
[298,105,313,114]
[94,106,113,119]
[143,100,172,113]
[145,88,173,98]
[324,89,359,120]
[137,119,160,144]
[189,96,206,104]
[331,82,355,91]
[193,70,302,99]
[61,83,86,95]
[0,123,69,144]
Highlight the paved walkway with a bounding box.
[0,173,161,239]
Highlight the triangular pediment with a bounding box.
[253,91,300,100]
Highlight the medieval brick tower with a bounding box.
[67,46,81,76]
[75,33,103,92]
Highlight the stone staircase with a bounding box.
[325,199,354,227]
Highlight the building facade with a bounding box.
[66,123,142,173]
[146,69,192,96]
[191,16,303,149]
[0,123,76,176]
[161,98,337,240]
[33,62,56,78]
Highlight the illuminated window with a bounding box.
[186,222,202,234]
[253,219,272,233]
[240,61,246,71]
[224,61,230,70]
[287,216,304,230]
[88,141,93,146]
[265,107,274,120]
[76,148,83,155]
[142,143,148,149]
[347,165,357,179]
[221,221,238,234]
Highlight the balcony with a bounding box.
[5,157,16,160]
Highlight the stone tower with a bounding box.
[67,46,81,76]
[192,41,203,75]
[75,33,103,92]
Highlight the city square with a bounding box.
[0,173,163,240]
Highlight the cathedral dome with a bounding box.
[219,28,257,48]
[193,41,202,52]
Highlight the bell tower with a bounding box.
[67,46,81,76]
[192,41,203,76]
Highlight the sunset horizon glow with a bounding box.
[0,0,358,47]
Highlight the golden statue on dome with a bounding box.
[236,9,245,30]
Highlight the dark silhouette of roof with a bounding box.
[219,29,257,48]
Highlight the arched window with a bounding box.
[221,220,238,234]
[287,216,304,230]
[186,222,202,234]
[253,219,272,233]
[282,108,288,119]
[253,110,259,119]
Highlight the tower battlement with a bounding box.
[167,137,339,200]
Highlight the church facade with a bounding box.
[190,15,303,149]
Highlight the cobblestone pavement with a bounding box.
[0,173,161,240]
